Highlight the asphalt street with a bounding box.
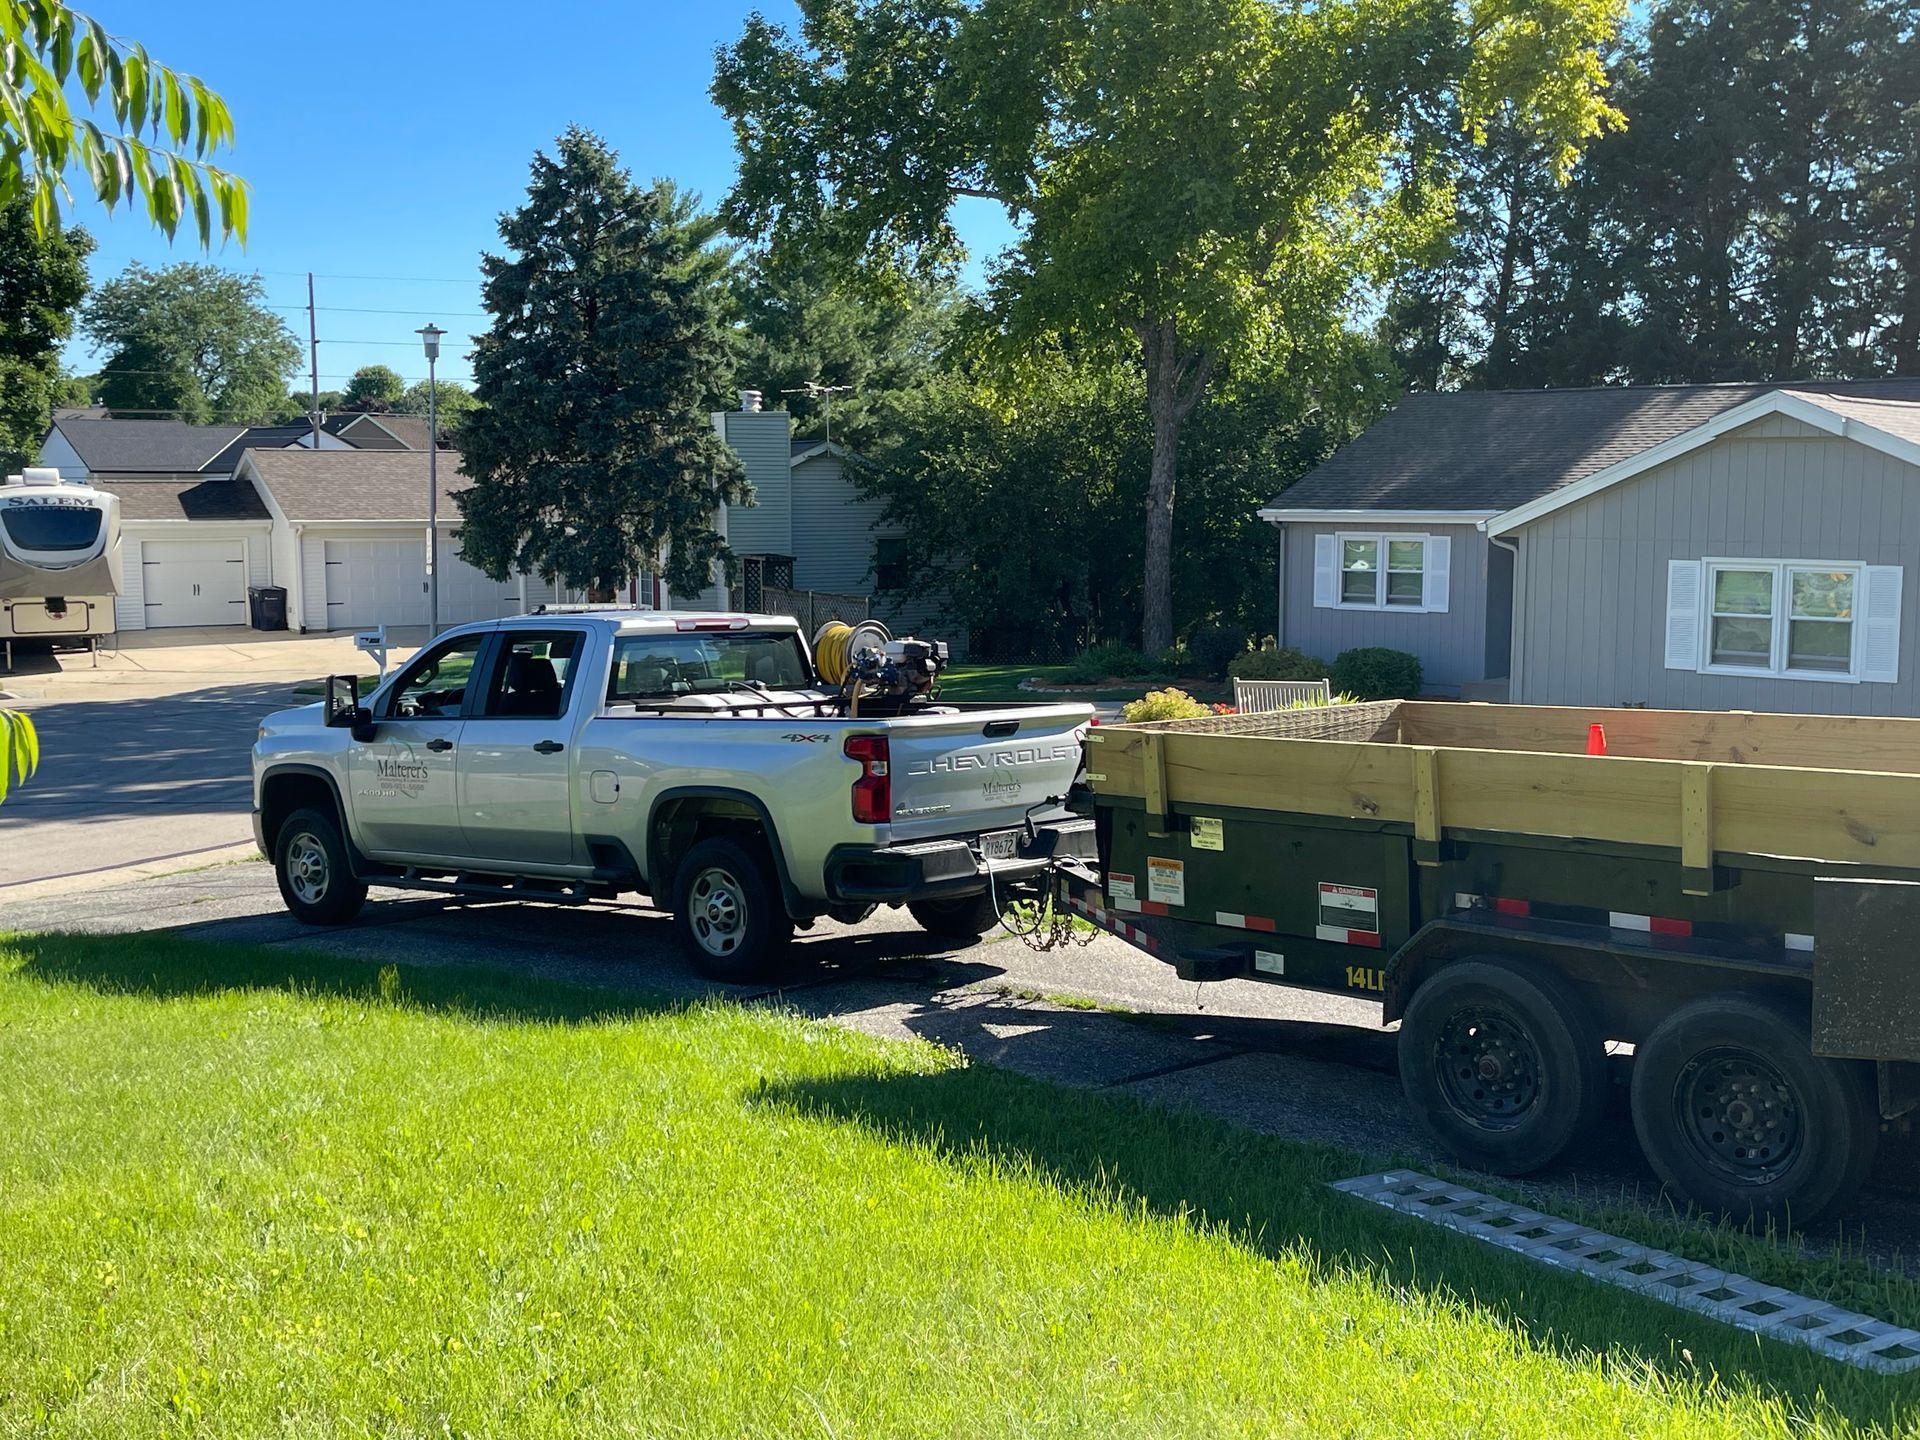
[0,680,295,887]
[5,859,1917,1263]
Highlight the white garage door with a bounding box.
[439,550,520,623]
[324,538,426,629]
[142,539,247,628]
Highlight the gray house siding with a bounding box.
[1510,430,1920,714]
[716,411,793,556]
[1279,521,1497,694]
[789,450,952,648]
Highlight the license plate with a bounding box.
[980,829,1020,863]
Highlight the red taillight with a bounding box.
[845,734,891,824]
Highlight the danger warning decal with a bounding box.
[1316,882,1382,948]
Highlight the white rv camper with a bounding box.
[1,466,122,667]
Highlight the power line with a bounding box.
[262,303,485,318]
[256,268,480,285]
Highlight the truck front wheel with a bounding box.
[273,806,368,925]
[1630,994,1877,1226]
[1398,957,1607,1176]
[671,836,793,983]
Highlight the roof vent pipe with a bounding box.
[738,389,763,413]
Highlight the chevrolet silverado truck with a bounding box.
[251,610,1094,979]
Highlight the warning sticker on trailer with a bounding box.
[1108,872,1136,902]
[1189,816,1224,851]
[1147,857,1186,906]
[1316,882,1380,945]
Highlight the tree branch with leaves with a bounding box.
[0,0,246,243]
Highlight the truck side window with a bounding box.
[386,635,485,719]
[482,632,582,719]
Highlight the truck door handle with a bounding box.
[426,738,454,752]
[533,740,565,754]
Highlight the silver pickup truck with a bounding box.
[252,609,1094,979]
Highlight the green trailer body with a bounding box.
[1063,699,1920,1222]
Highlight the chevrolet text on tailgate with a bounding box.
[251,610,1094,980]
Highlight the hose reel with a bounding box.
[813,618,950,714]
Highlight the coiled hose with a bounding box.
[813,619,891,715]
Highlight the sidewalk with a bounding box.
[2,627,426,702]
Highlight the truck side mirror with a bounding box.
[325,675,378,742]
[324,674,360,726]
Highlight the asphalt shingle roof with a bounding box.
[1268,379,1920,514]
[105,479,272,522]
[327,413,434,450]
[203,424,317,474]
[54,418,244,475]
[241,447,470,522]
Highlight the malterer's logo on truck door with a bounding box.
[367,741,430,799]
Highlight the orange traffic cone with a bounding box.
[1587,723,1607,756]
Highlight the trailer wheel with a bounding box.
[273,806,367,926]
[671,836,793,984]
[907,892,1004,940]
[1631,994,1877,1226]
[1398,957,1606,1175]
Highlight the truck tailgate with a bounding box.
[884,705,1091,842]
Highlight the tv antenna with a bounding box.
[780,380,854,446]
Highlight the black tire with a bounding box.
[1398,956,1608,1175]
[906,891,1004,940]
[273,805,368,926]
[671,836,793,983]
[1630,993,1877,1227]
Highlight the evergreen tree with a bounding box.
[457,129,746,595]
[0,198,91,469]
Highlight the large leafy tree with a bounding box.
[340,364,404,412]
[82,262,301,423]
[732,248,959,451]
[0,1,246,242]
[0,196,90,468]
[457,129,746,596]
[716,0,1623,653]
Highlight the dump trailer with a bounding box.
[1059,700,1920,1223]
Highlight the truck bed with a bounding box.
[1087,700,1920,882]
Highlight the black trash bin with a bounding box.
[247,585,288,631]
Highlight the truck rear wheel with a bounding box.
[1398,957,1606,1175]
[1630,993,1877,1226]
[671,836,793,984]
[907,892,1004,940]
[273,806,367,926]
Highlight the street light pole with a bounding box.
[417,324,445,637]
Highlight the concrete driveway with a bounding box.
[0,628,420,888]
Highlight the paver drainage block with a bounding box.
[1332,1169,1920,1374]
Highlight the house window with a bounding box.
[1704,561,1858,679]
[1339,534,1426,609]
[874,537,909,592]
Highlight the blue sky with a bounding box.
[61,1,1015,406]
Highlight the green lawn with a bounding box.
[939,663,1230,705]
[4,932,1920,1437]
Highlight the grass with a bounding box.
[939,663,1230,705]
[6,933,1920,1436]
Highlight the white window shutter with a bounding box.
[1665,560,1704,670]
[1312,534,1338,608]
[1423,536,1451,613]
[1861,566,1903,683]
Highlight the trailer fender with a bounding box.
[1380,916,1810,1032]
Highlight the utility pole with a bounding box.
[307,273,322,450]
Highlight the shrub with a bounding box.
[1330,647,1423,699]
[1061,642,1156,685]
[1121,687,1214,723]
[1228,647,1329,682]
[1186,623,1249,678]
[1154,645,1192,674]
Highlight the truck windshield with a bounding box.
[1,504,103,552]
[610,631,811,699]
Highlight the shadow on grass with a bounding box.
[757,1064,1920,1431]
[6,929,683,1027]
